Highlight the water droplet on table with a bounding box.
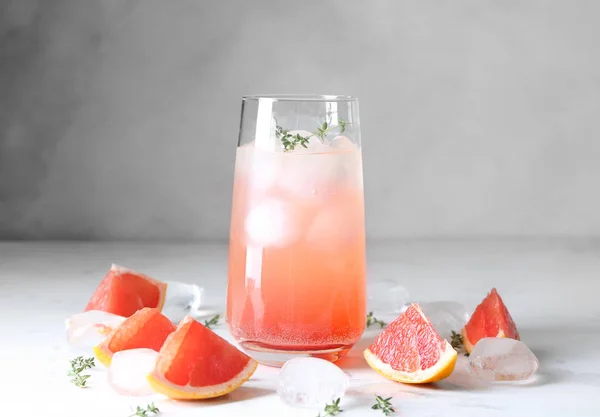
[278,357,349,409]
[108,348,158,396]
[468,337,539,382]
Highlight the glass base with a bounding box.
[238,341,354,367]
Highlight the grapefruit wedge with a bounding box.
[85,264,167,317]
[147,316,258,400]
[461,288,519,353]
[363,303,457,384]
[93,307,175,366]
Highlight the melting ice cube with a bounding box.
[278,357,349,409]
[419,301,470,341]
[164,281,203,311]
[276,149,358,203]
[161,281,206,323]
[367,279,410,318]
[245,198,301,247]
[107,348,158,396]
[247,146,282,192]
[330,135,357,150]
[66,310,125,351]
[468,337,539,382]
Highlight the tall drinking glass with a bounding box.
[226,95,366,366]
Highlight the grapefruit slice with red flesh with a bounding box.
[85,264,167,317]
[93,307,176,366]
[147,316,258,400]
[461,288,519,353]
[363,303,457,384]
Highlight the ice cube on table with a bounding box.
[278,357,349,409]
[419,301,470,341]
[164,281,203,311]
[161,281,205,323]
[468,337,539,382]
[163,304,221,325]
[367,279,410,318]
[245,198,301,247]
[66,310,125,351]
[108,348,158,396]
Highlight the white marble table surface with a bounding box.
[1,240,598,417]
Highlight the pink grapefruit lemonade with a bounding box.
[227,138,366,365]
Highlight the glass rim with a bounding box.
[241,94,357,102]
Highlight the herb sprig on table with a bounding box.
[204,314,220,329]
[450,330,470,357]
[371,395,395,415]
[129,403,160,417]
[276,118,349,152]
[68,356,95,388]
[366,311,386,329]
[317,398,343,416]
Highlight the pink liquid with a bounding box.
[227,145,366,353]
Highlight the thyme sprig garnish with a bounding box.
[371,395,395,415]
[68,356,95,387]
[129,403,160,417]
[204,314,220,329]
[276,118,349,152]
[450,330,470,357]
[366,311,386,328]
[317,398,343,416]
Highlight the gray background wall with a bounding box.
[1,0,599,241]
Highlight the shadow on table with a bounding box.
[165,386,273,407]
[520,324,600,388]
[422,323,600,391]
[336,325,579,394]
[335,331,378,371]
